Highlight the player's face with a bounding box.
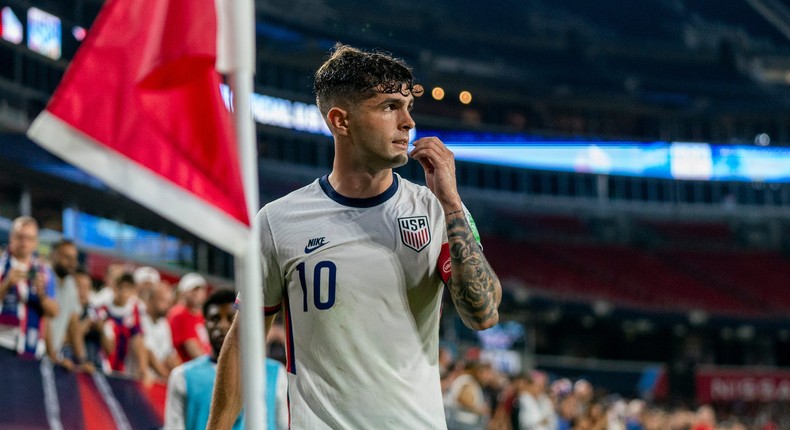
[9,223,38,260]
[206,303,236,357]
[347,85,415,171]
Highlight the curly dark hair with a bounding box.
[314,43,422,115]
[203,288,237,316]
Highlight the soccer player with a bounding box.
[208,44,502,428]
[166,289,288,430]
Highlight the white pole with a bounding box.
[227,0,266,428]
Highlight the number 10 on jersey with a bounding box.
[296,261,337,311]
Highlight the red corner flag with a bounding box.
[27,0,250,255]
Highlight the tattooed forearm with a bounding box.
[445,213,502,330]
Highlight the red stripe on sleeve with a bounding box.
[264,303,282,316]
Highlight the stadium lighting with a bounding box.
[688,310,708,326]
[72,25,86,41]
[431,87,445,101]
[1,6,23,44]
[459,90,472,104]
[754,133,771,146]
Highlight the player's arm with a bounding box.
[445,210,501,330]
[207,313,277,429]
[410,137,502,330]
[208,314,242,429]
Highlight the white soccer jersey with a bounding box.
[260,173,451,429]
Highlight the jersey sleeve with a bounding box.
[260,208,284,315]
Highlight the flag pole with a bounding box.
[226,0,266,428]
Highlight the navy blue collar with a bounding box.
[319,173,399,208]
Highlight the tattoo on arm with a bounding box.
[445,214,501,330]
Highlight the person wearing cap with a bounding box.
[168,273,211,362]
[133,266,160,303]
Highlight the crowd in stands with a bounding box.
[439,349,787,430]
[4,215,790,430]
[0,215,289,429]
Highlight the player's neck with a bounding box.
[327,168,393,199]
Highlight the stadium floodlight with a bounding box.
[27,7,61,60]
[1,6,23,44]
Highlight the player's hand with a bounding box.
[409,137,462,211]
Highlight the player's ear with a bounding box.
[327,107,350,136]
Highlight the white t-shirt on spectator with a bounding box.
[141,313,174,363]
[49,275,81,354]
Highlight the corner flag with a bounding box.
[27,0,250,255]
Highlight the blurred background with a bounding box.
[3,0,790,428]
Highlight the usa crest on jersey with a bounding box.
[398,215,431,252]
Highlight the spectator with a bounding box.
[444,361,492,429]
[574,379,594,415]
[91,261,127,306]
[67,268,101,370]
[558,394,580,430]
[165,289,288,430]
[625,399,646,430]
[692,404,716,430]
[488,373,523,430]
[97,272,150,383]
[44,239,83,370]
[138,280,180,381]
[0,216,58,357]
[133,265,160,303]
[168,272,210,362]
[516,373,542,430]
[531,371,558,430]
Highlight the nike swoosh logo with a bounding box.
[304,241,329,254]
